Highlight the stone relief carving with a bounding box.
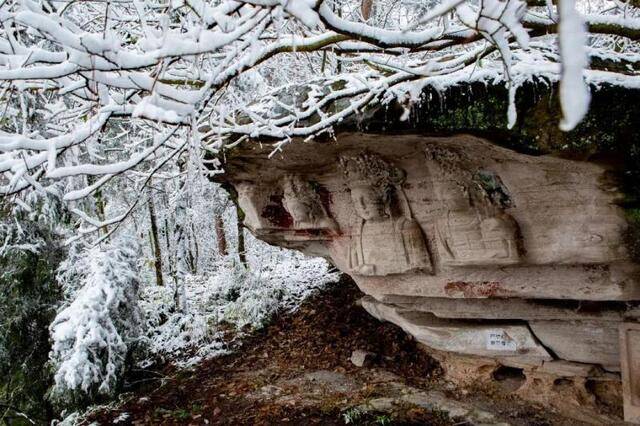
[236,181,269,233]
[437,211,520,266]
[340,152,433,276]
[236,176,338,244]
[281,174,338,233]
[224,133,639,386]
[425,145,521,266]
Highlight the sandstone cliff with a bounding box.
[215,79,640,421]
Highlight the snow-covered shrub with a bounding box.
[217,248,340,329]
[48,234,142,408]
[55,240,91,300]
[137,236,340,367]
[138,280,229,367]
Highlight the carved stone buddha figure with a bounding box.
[425,145,522,266]
[340,153,433,276]
[437,209,521,266]
[281,174,338,233]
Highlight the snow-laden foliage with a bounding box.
[49,234,142,408]
[140,235,339,367]
[138,277,230,367]
[1,0,638,234]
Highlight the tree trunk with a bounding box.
[164,215,174,281]
[215,214,228,256]
[236,205,247,267]
[187,223,198,274]
[148,196,164,287]
[361,0,373,20]
[172,220,188,313]
[94,187,107,236]
[191,224,199,273]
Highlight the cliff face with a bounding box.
[217,80,640,419]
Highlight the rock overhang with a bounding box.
[212,79,640,387]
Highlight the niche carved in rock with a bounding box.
[425,144,522,267]
[281,174,339,237]
[339,152,433,276]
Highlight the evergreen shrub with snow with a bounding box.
[48,235,142,409]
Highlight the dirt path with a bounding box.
[87,277,586,425]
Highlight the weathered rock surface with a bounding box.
[361,296,553,365]
[354,380,511,426]
[249,369,510,425]
[420,345,624,425]
[218,81,640,419]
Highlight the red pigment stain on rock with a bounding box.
[294,229,321,237]
[444,281,511,298]
[261,195,293,228]
[315,183,334,218]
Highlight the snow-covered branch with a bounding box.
[0,0,637,234]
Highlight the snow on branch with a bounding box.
[557,0,591,130]
[0,0,637,230]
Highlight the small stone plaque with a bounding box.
[620,322,640,424]
[486,329,517,351]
